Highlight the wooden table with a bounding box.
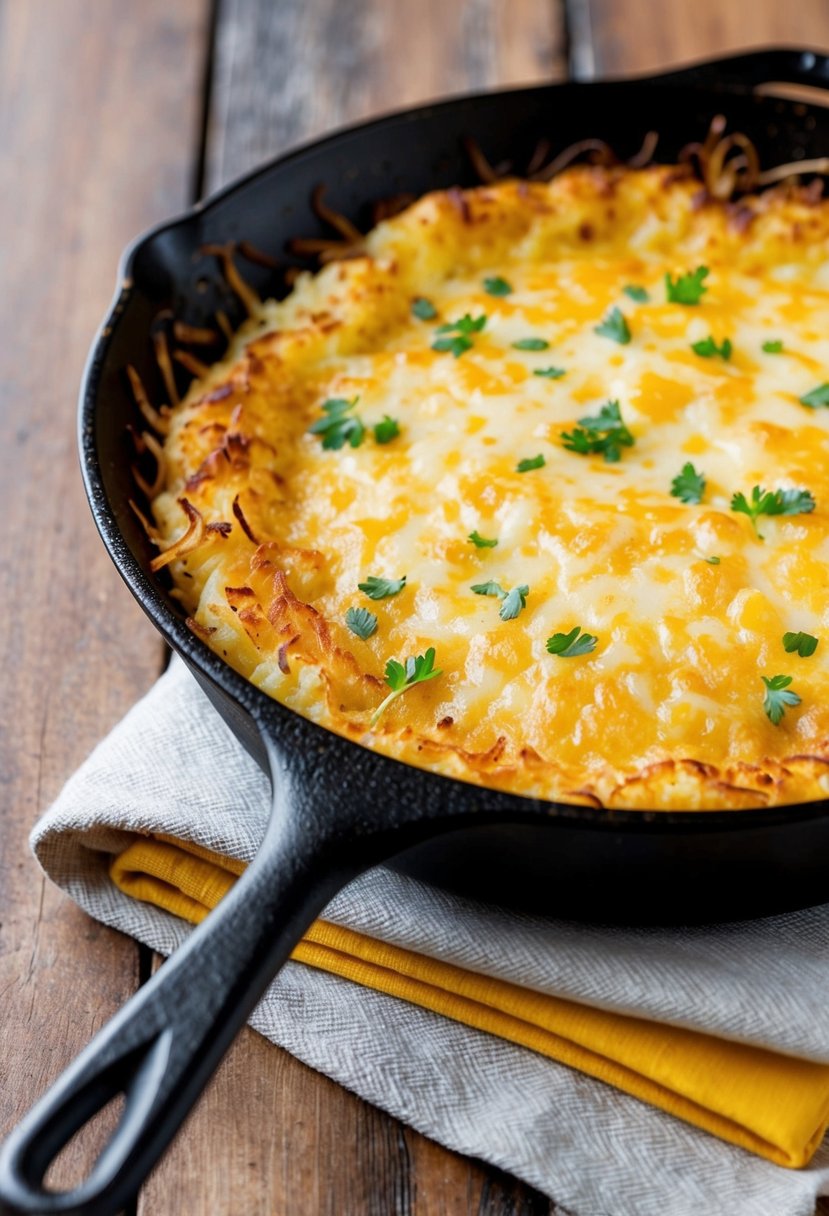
[3,2,829,1212]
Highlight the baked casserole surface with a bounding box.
[150,166,829,809]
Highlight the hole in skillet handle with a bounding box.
[0,711,463,1216]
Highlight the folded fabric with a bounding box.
[31,657,829,1216]
[109,832,829,1169]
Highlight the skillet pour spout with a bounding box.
[4,44,829,1216]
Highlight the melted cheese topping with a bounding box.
[153,166,829,809]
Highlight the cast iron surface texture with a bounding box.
[3,48,829,1216]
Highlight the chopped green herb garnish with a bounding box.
[432,313,486,358]
[370,647,442,727]
[665,265,709,305]
[432,334,472,358]
[373,415,400,444]
[546,627,598,658]
[670,462,706,504]
[471,580,505,598]
[705,556,721,565]
[730,485,816,538]
[358,574,407,600]
[468,530,498,548]
[800,383,829,409]
[762,674,801,725]
[345,607,378,640]
[516,454,546,472]
[692,336,732,360]
[533,366,566,379]
[484,276,512,296]
[512,338,550,351]
[762,340,783,354]
[783,631,819,658]
[561,399,634,463]
[308,396,365,450]
[470,580,529,621]
[411,297,437,320]
[435,314,487,334]
[594,306,631,345]
[623,284,649,302]
[499,585,529,621]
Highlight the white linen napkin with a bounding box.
[30,657,829,1216]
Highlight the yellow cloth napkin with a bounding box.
[110,832,829,1169]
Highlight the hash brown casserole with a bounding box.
[148,165,829,809]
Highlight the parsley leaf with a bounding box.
[783,631,819,658]
[411,297,437,320]
[670,462,706,504]
[561,399,634,463]
[594,307,631,345]
[432,334,473,358]
[432,313,486,358]
[471,580,529,621]
[308,396,365,450]
[665,266,709,305]
[370,647,443,727]
[546,627,598,658]
[692,336,732,360]
[730,485,816,538]
[776,488,817,513]
[468,530,498,548]
[345,607,378,640]
[471,580,505,598]
[800,383,829,409]
[484,276,512,296]
[517,454,546,472]
[373,415,400,444]
[533,366,566,379]
[762,674,801,725]
[762,340,783,354]
[436,314,487,335]
[560,430,593,456]
[512,337,550,351]
[578,401,629,435]
[358,574,407,600]
[623,284,649,302]
[499,585,529,621]
[705,556,721,565]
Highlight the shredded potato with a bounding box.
[148,165,829,809]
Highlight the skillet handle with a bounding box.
[641,47,829,93]
[0,740,352,1216]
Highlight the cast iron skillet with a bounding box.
[3,47,829,1216]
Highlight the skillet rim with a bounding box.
[78,64,829,838]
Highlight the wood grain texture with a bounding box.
[569,0,829,78]
[140,1,564,1212]
[0,0,210,1194]
[204,0,565,194]
[142,1020,558,1216]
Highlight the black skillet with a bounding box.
[3,46,829,1216]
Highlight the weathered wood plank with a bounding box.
[0,0,211,1194]
[569,0,829,79]
[141,1,565,1211]
[142,1017,561,1216]
[205,0,565,195]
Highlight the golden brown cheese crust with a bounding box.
[151,166,829,809]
